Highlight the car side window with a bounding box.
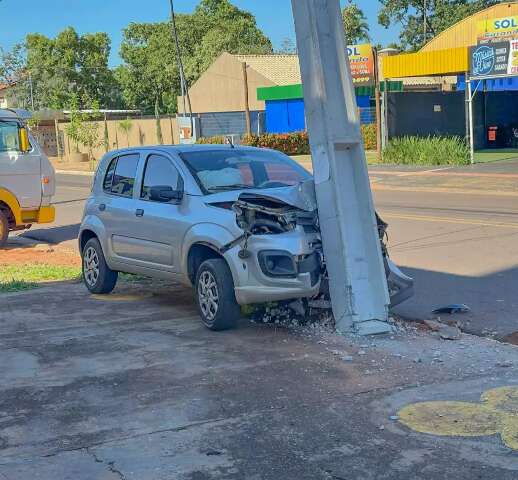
[0,121,21,153]
[141,154,180,201]
[109,153,139,197]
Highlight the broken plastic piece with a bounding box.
[432,304,470,315]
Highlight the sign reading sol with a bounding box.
[478,15,518,41]
[346,43,374,86]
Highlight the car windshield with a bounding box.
[179,149,311,194]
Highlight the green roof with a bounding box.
[257,82,403,101]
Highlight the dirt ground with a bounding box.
[0,243,80,268]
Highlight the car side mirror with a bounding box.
[150,184,183,204]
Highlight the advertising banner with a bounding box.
[470,41,511,77]
[347,43,374,85]
[477,15,518,42]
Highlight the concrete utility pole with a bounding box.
[291,0,391,335]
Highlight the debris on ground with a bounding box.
[247,299,336,333]
[432,304,470,315]
[423,319,462,340]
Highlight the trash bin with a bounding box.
[488,126,498,147]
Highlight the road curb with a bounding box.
[55,169,94,176]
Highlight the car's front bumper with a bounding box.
[225,229,322,305]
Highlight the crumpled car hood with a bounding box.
[205,179,317,212]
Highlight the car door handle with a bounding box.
[99,203,106,212]
[135,209,144,217]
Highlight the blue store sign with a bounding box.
[470,42,510,77]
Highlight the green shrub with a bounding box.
[382,136,470,166]
[196,135,226,144]
[196,127,378,156]
[243,132,310,155]
[361,124,377,150]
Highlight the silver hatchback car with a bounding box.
[79,145,413,330]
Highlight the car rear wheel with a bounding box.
[0,210,8,248]
[195,258,240,331]
[82,237,118,294]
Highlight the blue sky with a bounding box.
[0,1,400,66]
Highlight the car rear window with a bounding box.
[103,154,139,197]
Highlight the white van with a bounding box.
[0,109,55,247]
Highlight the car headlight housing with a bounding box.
[258,250,297,278]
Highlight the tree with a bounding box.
[65,98,103,167]
[378,0,499,51]
[118,118,133,147]
[117,0,272,115]
[0,44,32,109]
[22,27,120,109]
[342,1,370,44]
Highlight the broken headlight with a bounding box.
[258,250,297,278]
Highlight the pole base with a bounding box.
[354,319,393,336]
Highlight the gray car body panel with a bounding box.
[80,145,322,304]
[79,145,412,307]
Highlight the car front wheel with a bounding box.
[195,258,240,331]
[82,237,118,294]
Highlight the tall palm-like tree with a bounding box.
[342,1,370,44]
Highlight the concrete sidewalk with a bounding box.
[1,280,518,479]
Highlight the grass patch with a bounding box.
[381,136,470,166]
[0,264,81,293]
[474,149,518,163]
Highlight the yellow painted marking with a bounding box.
[91,293,152,302]
[398,386,518,450]
[382,212,518,230]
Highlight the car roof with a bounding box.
[0,109,22,121]
[106,144,272,157]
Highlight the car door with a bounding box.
[0,120,41,208]
[129,152,189,273]
[97,152,142,264]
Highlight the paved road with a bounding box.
[21,169,518,338]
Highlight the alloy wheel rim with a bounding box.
[84,246,100,287]
[198,270,219,321]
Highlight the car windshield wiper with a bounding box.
[207,184,257,192]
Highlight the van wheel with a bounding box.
[195,258,240,331]
[82,237,118,294]
[0,210,8,248]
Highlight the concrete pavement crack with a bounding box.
[86,447,126,480]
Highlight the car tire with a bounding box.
[0,210,8,249]
[195,258,240,331]
[82,237,118,294]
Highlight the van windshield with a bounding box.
[179,149,311,194]
[0,121,20,152]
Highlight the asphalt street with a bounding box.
[22,167,518,339]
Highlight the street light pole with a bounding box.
[423,0,427,43]
[28,72,34,111]
[168,0,193,130]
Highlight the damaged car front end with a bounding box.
[218,178,413,309]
